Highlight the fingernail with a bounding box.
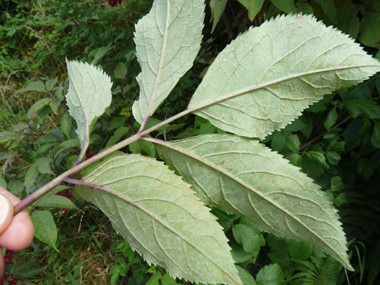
[0,194,13,234]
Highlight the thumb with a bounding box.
[0,194,14,235]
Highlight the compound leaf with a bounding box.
[76,154,242,285]
[154,134,353,271]
[132,0,204,124]
[188,14,380,139]
[65,60,112,161]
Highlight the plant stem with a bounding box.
[285,115,351,159]
[19,67,352,214]
[14,107,194,215]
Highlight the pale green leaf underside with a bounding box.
[132,0,204,124]
[154,134,353,271]
[188,14,380,139]
[66,60,112,161]
[76,154,242,285]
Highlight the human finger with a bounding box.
[0,186,34,251]
[0,194,13,235]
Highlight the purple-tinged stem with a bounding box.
[13,107,195,215]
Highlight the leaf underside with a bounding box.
[132,0,205,124]
[188,14,380,139]
[65,60,112,161]
[155,134,354,271]
[76,154,242,285]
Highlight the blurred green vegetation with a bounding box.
[1,0,380,284]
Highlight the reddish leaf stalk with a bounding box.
[285,115,351,159]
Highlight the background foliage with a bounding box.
[1,0,379,284]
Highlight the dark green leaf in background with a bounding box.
[296,2,313,15]
[343,120,363,142]
[91,46,114,65]
[45,77,58,92]
[283,118,306,132]
[256,264,284,285]
[233,224,261,253]
[267,251,290,269]
[238,0,264,21]
[27,98,52,119]
[236,266,257,285]
[287,239,313,261]
[331,176,344,192]
[359,11,380,48]
[288,153,302,167]
[13,259,48,279]
[34,195,77,209]
[271,0,296,13]
[107,117,127,132]
[230,244,255,263]
[344,99,380,119]
[357,118,372,139]
[326,151,341,165]
[371,122,380,148]
[240,216,265,246]
[0,131,16,143]
[36,157,54,175]
[344,84,370,101]
[129,141,142,154]
[106,126,130,148]
[271,131,289,153]
[305,151,329,169]
[146,272,162,285]
[139,139,156,157]
[324,107,338,130]
[315,0,337,24]
[285,133,300,152]
[0,177,6,189]
[59,111,72,139]
[210,0,228,33]
[12,81,47,96]
[335,0,360,39]
[24,164,39,191]
[61,5,69,17]
[161,274,179,285]
[50,97,62,113]
[335,193,346,206]
[8,180,24,196]
[357,158,374,180]
[31,210,59,251]
[211,207,239,232]
[114,62,128,79]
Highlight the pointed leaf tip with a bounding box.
[132,0,205,124]
[76,154,242,285]
[155,134,354,271]
[188,14,380,139]
[65,59,112,161]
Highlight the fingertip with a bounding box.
[0,210,34,251]
[0,190,34,251]
[0,194,13,235]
